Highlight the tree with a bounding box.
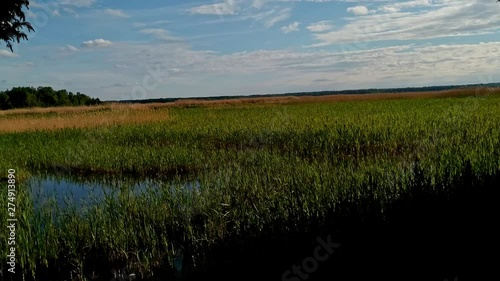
[37,86,57,106]
[0,86,101,110]
[6,87,29,108]
[1,0,34,52]
[56,89,71,106]
[0,92,10,109]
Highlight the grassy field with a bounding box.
[0,89,499,281]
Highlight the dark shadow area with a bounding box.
[183,164,499,281]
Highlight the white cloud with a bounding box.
[347,6,369,15]
[0,50,19,58]
[104,8,129,18]
[81,39,113,48]
[380,6,399,13]
[189,0,241,15]
[307,20,335,32]
[311,1,500,47]
[281,22,300,33]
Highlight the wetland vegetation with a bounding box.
[0,89,499,281]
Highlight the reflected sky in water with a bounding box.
[28,174,200,209]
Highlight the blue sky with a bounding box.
[1,0,500,100]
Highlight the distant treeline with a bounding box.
[0,87,101,110]
[118,82,500,104]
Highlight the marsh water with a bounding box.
[28,173,200,209]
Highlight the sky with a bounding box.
[1,0,500,101]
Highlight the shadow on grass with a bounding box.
[183,162,499,281]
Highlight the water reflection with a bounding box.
[28,173,200,209]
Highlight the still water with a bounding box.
[28,174,200,209]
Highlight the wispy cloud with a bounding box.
[29,0,94,18]
[61,45,79,52]
[58,0,95,8]
[379,0,435,13]
[104,8,129,18]
[251,0,267,9]
[281,22,300,33]
[133,20,171,28]
[307,20,335,32]
[189,0,241,15]
[139,29,182,43]
[262,8,291,28]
